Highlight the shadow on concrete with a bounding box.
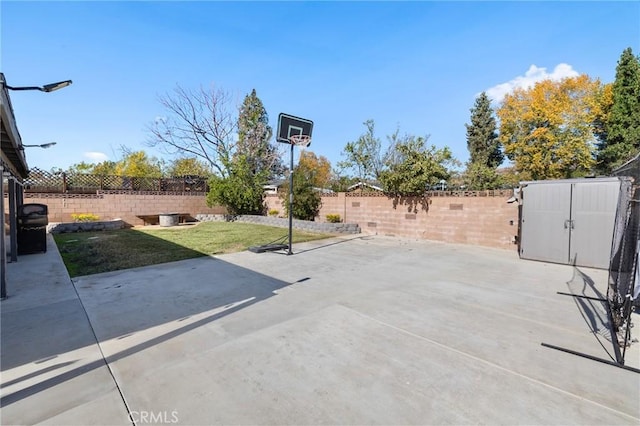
[270,235,369,256]
[565,267,616,361]
[1,230,298,406]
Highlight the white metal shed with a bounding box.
[519,177,632,269]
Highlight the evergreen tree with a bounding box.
[465,92,503,168]
[597,48,640,173]
[237,89,283,178]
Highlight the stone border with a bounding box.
[47,219,127,234]
[195,214,361,234]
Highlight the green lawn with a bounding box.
[54,221,331,277]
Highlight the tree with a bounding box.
[596,48,640,173]
[65,160,117,176]
[463,92,503,189]
[280,156,322,221]
[463,162,504,190]
[379,135,457,196]
[91,161,118,176]
[237,89,283,179]
[338,119,384,183]
[327,172,357,193]
[66,161,98,175]
[466,92,503,168]
[206,155,267,215]
[167,157,212,177]
[147,84,237,177]
[497,75,601,180]
[65,149,159,177]
[114,149,164,178]
[297,151,331,189]
[592,83,614,158]
[207,89,281,215]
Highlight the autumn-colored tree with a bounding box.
[167,157,212,177]
[592,83,614,154]
[66,161,97,174]
[596,48,640,173]
[65,150,158,177]
[114,150,164,178]
[297,151,331,189]
[90,161,118,176]
[497,75,602,180]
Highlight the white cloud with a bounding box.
[486,63,580,103]
[83,151,109,163]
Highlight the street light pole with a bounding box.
[21,142,57,149]
[4,80,72,92]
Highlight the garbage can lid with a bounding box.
[19,204,48,216]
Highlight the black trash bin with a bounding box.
[17,204,48,254]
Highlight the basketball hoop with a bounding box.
[289,134,311,148]
[276,113,314,255]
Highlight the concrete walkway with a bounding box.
[1,234,639,425]
[1,234,128,424]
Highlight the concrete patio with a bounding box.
[1,233,639,425]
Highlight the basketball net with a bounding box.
[289,134,311,149]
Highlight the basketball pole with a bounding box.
[288,142,294,255]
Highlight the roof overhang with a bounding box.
[0,73,29,179]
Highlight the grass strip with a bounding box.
[54,221,331,277]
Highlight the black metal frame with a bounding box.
[541,292,639,374]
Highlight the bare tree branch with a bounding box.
[146,84,238,177]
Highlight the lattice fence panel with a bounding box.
[24,168,209,194]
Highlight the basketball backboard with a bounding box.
[277,113,314,145]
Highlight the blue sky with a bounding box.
[2,1,638,173]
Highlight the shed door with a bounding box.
[570,181,619,269]
[520,183,572,264]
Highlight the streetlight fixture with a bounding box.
[20,142,57,149]
[4,79,72,92]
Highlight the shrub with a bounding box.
[206,156,267,216]
[326,213,341,223]
[71,213,100,222]
[268,209,279,217]
[279,159,322,221]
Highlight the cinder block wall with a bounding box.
[266,193,518,250]
[9,191,518,249]
[21,191,225,226]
